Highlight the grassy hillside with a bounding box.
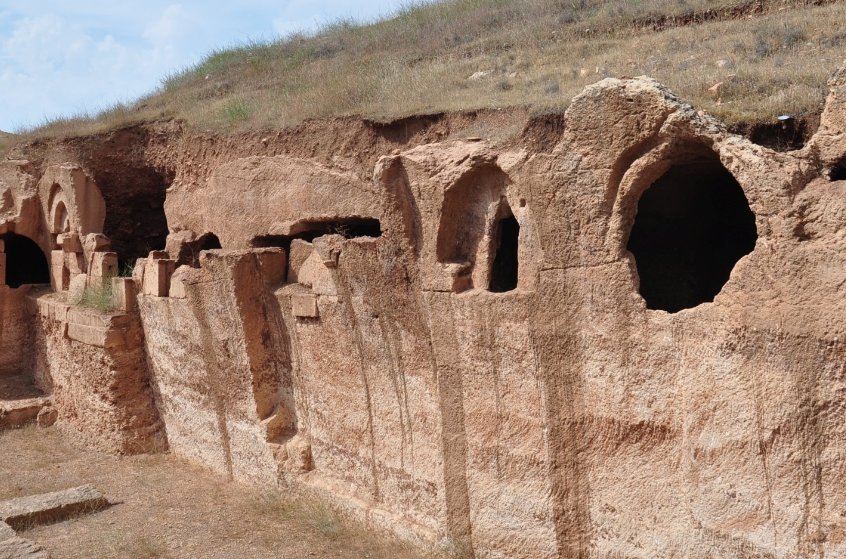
[24,0,846,138]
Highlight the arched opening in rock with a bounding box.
[52,201,69,234]
[198,233,222,252]
[1,233,50,288]
[830,159,846,181]
[489,210,519,293]
[250,217,382,250]
[177,232,223,268]
[627,158,757,313]
[436,165,512,292]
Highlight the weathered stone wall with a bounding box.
[2,68,845,559]
[275,238,450,545]
[31,295,165,454]
[137,249,294,486]
[0,287,35,377]
[146,75,846,558]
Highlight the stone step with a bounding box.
[0,485,108,531]
[0,398,52,431]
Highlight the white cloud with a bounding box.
[0,1,409,131]
[0,5,201,131]
[143,4,187,44]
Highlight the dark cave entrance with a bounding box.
[176,232,223,268]
[198,232,222,251]
[1,233,50,288]
[100,167,170,268]
[830,159,846,181]
[250,217,382,250]
[626,159,757,313]
[489,214,519,293]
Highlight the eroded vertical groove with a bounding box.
[186,277,235,480]
[422,291,474,553]
[334,265,381,502]
[531,284,592,559]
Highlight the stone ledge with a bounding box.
[0,485,108,531]
[65,323,127,349]
[65,308,130,329]
[34,298,69,323]
[291,293,319,318]
[0,397,51,431]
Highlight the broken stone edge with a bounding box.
[0,485,109,532]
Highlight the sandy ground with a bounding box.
[0,426,426,559]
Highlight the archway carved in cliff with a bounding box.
[624,147,757,313]
[436,165,526,293]
[1,232,50,288]
[488,201,519,293]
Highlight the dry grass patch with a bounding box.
[100,531,167,559]
[0,427,429,559]
[249,490,427,559]
[14,0,846,141]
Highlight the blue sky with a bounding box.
[0,1,409,131]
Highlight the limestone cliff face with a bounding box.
[2,69,846,558]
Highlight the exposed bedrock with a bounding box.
[2,66,846,559]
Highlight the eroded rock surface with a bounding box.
[1,66,846,558]
[0,485,108,531]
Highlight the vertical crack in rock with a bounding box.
[186,277,235,479]
[734,328,779,549]
[334,264,382,502]
[379,313,415,469]
[794,339,826,559]
[482,307,504,480]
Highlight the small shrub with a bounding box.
[250,490,294,519]
[119,260,135,278]
[308,503,341,539]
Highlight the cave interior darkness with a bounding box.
[1,233,50,288]
[626,159,758,313]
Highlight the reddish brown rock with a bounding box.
[1,66,846,558]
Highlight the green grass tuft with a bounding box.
[78,278,117,312]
